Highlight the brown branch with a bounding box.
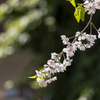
[81,14,93,33]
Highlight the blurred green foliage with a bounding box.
[1,0,100,100]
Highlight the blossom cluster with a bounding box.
[34,29,100,87]
[83,0,100,14]
[30,0,100,88]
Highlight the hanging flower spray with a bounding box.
[29,0,100,87]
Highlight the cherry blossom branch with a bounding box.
[71,14,93,44]
[28,0,100,88]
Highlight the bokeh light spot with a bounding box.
[4,80,14,90]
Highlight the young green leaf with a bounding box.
[74,8,80,23]
[28,75,36,79]
[80,6,85,22]
[69,0,76,8]
[74,5,85,23]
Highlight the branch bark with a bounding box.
[81,14,93,33]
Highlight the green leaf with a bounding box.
[74,5,85,23]
[74,9,80,23]
[39,76,44,79]
[80,6,85,22]
[69,0,76,8]
[77,3,83,6]
[28,75,36,79]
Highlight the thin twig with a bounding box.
[90,23,92,35]
[81,14,93,33]
[91,22,98,31]
[72,14,93,44]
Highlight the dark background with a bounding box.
[0,0,100,100]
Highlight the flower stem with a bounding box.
[63,53,66,59]
[72,37,77,43]
[91,22,98,31]
[90,23,92,35]
[69,36,76,39]
[59,52,63,62]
